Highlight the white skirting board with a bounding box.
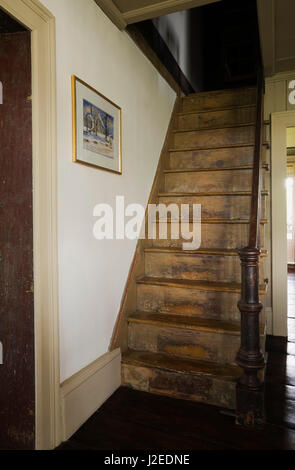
[265,307,273,335]
[60,348,121,441]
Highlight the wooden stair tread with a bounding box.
[177,103,256,116]
[169,142,270,152]
[176,121,270,134]
[144,247,268,257]
[137,277,267,294]
[173,122,255,133]
[183,85,256,99]
[159,190,269,197]
[163,164,269,173]
[128,311,241,335]
[173,122,270,133]
[122,350,241,381]
[155,217,268,224]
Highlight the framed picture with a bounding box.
[72,75,122,174]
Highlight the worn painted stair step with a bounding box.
[169,145,268,170]
[136,283,268,323]
[182,87,256,113]
[147,222,266,250]
[137,282,242,322]
[172,125,256,150]
[144,249,265,283]
[154,218,268,224]
[157,194,266,220]
[164,169,254,193]
[169,142,270,153]
[127,312,265,365]
[164,168,266,193]
[128,313,240,365]
[159,190,269,196]
[173,121,269,135]
[137,277,267,295]
[178,102,256,116]
[173,122,257,132]
[121,350,239,409]
[144,247,268,257]
[163,164,269,173]
[177,105,256,130]
[128,311,240,334]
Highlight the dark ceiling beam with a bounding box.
[257,0,275,77]
[122,0,221,25]
[95,0,221,30]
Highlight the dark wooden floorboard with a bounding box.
[57,273,295,451]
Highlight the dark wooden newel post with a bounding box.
[236,247,265,427]
[235,66,266,428]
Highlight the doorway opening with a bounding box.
[0,8,34,449]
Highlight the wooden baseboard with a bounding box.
[60,349,121,441]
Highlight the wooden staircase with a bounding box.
[118,86,269,411]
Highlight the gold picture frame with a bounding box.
[72,75,122,174]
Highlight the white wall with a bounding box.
[264,70,295,335]
[40,0,176,381]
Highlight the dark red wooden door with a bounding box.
[0,31,34,449]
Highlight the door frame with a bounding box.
[0,0,60,449]
[271,111,295,337]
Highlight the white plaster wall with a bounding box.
[264,71,295,335]
[40,0,176,381]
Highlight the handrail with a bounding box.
[235,68,266,428]
[248,68,265,249]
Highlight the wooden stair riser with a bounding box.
[146,222,265,250]
[121,362,236,409]
[144,252,265,284]
[158,194,266,220]
[177,106,256,131]
[173,126,256,150]
[137,283,241,322]
[182,88,256,113]
[164,169,263,193]
[169,146,267,170]
[128,322,241,365]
